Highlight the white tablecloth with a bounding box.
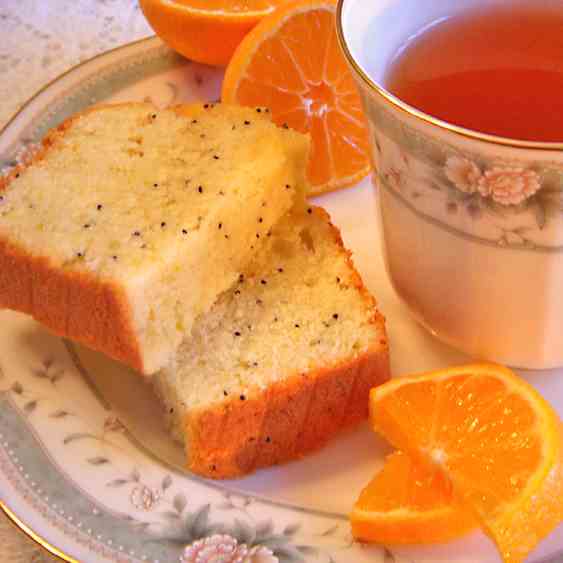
[0,1,151,559]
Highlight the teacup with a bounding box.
[337,0,563,369]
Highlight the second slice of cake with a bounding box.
[154,206,390,478]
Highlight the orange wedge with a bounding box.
[351,451,476,544]
[369,363,563,563]
[222,0,371,195]
[139,0,290,66]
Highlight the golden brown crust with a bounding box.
[0,236,144,371]
[0,105,150,372]
[186,340,390,479]
[185,208,390,478]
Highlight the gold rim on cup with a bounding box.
[335,0,563,151]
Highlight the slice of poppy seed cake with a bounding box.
[0,103,309,374]
[153,206,390,478]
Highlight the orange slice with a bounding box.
[369,363,563,563]
[351,451,476,544]
[222,0,371,195]
[139,0,290,67]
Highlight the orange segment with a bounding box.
[139,0,290,66]
[222,0,371,195]
[369,363,563,563]
[351,451,476,544]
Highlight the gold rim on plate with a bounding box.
[335,0,563,151]
[1,500,77,562]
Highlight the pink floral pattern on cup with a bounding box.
[443,157,541,206]
[444,156,482,194]
[478,167,541,205]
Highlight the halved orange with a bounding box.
[369,363,563,563]
[139,0,290,67]
[222,0,371,195]
[351,451,476,544]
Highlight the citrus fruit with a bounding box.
[369,363,563,563]
[351,451,476,544]
[139,0,289,67]
[221,0,371,195]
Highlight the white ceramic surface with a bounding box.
[0,36,562,563]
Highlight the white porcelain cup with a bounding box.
[337,0,563,369]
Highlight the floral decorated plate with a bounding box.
[0,37,562,563]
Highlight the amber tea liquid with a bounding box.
[384,3,563,142]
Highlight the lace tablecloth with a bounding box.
[0,1,151,559]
